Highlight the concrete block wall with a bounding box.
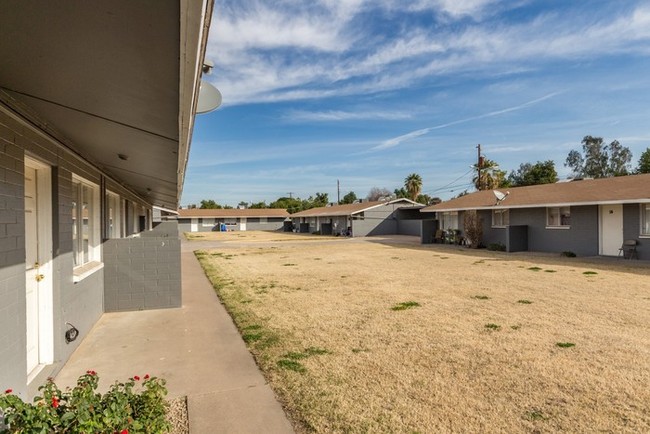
[103,235,181,312]
[1,107,156,396]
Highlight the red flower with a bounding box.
[133,375,140,381]
[144,374,150,380]
[120,430,129,434]
[52,396,59,408]
[4,389,12,394]
[86,370,97,376]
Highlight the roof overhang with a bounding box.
[0,0,213,209]
[422,199,650,213]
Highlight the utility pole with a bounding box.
[287,192,294,199]
[476,144,483,191]
[337,179,340,204]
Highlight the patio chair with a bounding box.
[618,239,638,260]
[433,229,444,243]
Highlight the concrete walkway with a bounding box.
[55,251,294,433]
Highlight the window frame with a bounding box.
[106,191,123,239]
[546,206,571,229]
[491,209,509,228]
[439,211,459,230]
[72,175,101,273]
[201,218,215,227]
[641,203,650,237]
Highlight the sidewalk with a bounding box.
[55,251,294,433]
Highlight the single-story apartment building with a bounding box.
[176,208,289,232]
[0,1,213,397]
[290,198,424,237]
[421,174,650,258]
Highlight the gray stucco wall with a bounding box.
[352,207,397,236]
[472,206,599,256]
[623,204,648,259]
[178,217,285,232]
[103,224,181,312]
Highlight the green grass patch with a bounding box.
[544,269,557,273]
[471,295,490,300]
[283,263,297,266]
[510,325,521,330]
[583,271,598,275]
[528,266,543,271]
[524,409,546,421]
[243,324,262,331]
[440,256,449,259]
[277,359,306,373]
[305,346,329,356]
[391,301,421,311]
[517,299,533,304]
[242,333,263,343]
[484,323,501,331]
[556,342,575,348]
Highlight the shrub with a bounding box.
[463,212,483,248]
[0,372,170,433]
[487,242,506,251]
[561,251,577,257]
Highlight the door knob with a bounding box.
[36,274,45,282]
[34,262,39,269]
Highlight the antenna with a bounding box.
[493,190,509,205]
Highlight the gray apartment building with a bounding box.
[0,1,213,397]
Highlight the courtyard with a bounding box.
[193,231,650,433]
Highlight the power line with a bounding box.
[423,168,475,194]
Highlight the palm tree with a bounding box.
[404,173,423,201]
[472,159,506,190]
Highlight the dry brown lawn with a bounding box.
[194,232,650,433]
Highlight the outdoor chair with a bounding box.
[433,230,444,243]
[618,239,638,260]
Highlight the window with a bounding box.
[492,209,509,227]
[107,192,122,239]
[641,204,650,236]
[260,217,267,224]
[547,206,571,228]
[202,218,215,227]
[440,212,458,230]
[72,177,99,267]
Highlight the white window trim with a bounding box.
[491,209,509,228]
[439,211,459,230]
[641,204,650,237]
[546,206,571,229]
[107,191,122,239]
[72,175,101,277]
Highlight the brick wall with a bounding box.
[103,222,182,312]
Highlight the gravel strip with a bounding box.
[167,396,189,434]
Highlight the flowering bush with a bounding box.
[0,371,170,433]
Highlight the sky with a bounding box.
[182,0,650,207]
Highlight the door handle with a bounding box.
[36,274,45,282]
[34,262,39,269]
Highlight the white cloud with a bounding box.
[284,109,412,122]
[208,2,650,105]
[373,92,562,150]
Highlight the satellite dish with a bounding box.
[197,80,222,114]
[493,190,509,205]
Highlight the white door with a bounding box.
[24,158,53,378]
[240,217,246,231]
[600,204,623,256]
[190,218,198,232]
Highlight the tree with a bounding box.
[472,158,506,190]
[637,148,650,174]
[565,135,632,178]
[313,192,329,207]
[404,173,423,201]
[270,197,304,214]
[340,191,357,204]
[249,201,268,209]
[199,199,222,209]
[508,160,558,186]
[416,194,440,205]
[393,187,408,199]
[367,187,392,201]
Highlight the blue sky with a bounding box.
[183,0,650,206]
